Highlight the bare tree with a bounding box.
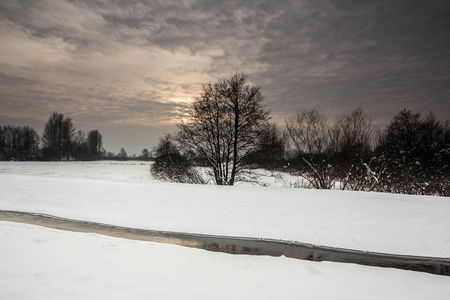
[141,148,150,159]
[21,126,40,160]
[285,107,378,190]
[333,107,377,191]
[61,116,75,160]
[42,112,75,160]
[73,130,89,160]
[87,130,103,160]
[244,122,286,169]
[118,147,127,159]
[285,108,335,189]
[0,125,39,160]
[0,125,4,160]
[177,73,269,185]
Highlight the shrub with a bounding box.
[151,136,205,184]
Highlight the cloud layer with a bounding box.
[1,0,449,153]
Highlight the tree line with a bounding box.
[1,112,105,161]
[151,73,449,196]
[0,125,40,161]
[2,74,448,196]
[283,107,449,196]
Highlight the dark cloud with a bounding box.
[250,0,450,122]
[0,70,41,86]
[1,0,449,153]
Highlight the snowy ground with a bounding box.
[2,221,450,300]
[1,161,450,299]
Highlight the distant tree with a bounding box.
[333,107,377,191]
[74,130,86,146]
[176,73,270,185]
[285,107,379,191]
[0,125,40,160]
[87,130,104,160]
[0,125,4,160]
[21,126,40,160]
[285,108,335,189]
[141,148,150,159]
[61,116,75,160]
[151,135,205,184]
[8,126,23,160]
[73,130,89,160]
[118,147,127,159]
[375,109,450,195]
[1,125,14,160]
[244,122,286,169]
[42,112,75,160]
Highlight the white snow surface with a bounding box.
[2,221,449,300]
[1,161,450,299]
[1,161,449,257]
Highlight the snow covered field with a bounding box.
[1,161,450,299]
[2,221,450,300]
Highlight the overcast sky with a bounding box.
[1,0,449,155]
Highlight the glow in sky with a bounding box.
[1,0,449,154]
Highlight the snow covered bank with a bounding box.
[1,221,450,300]
[1,161,449,257]
[2,210,448,275]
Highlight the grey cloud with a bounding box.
[0,70,41,86]
[1,0,449,152]
[248,1,450,120]
[1,0,115,55]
